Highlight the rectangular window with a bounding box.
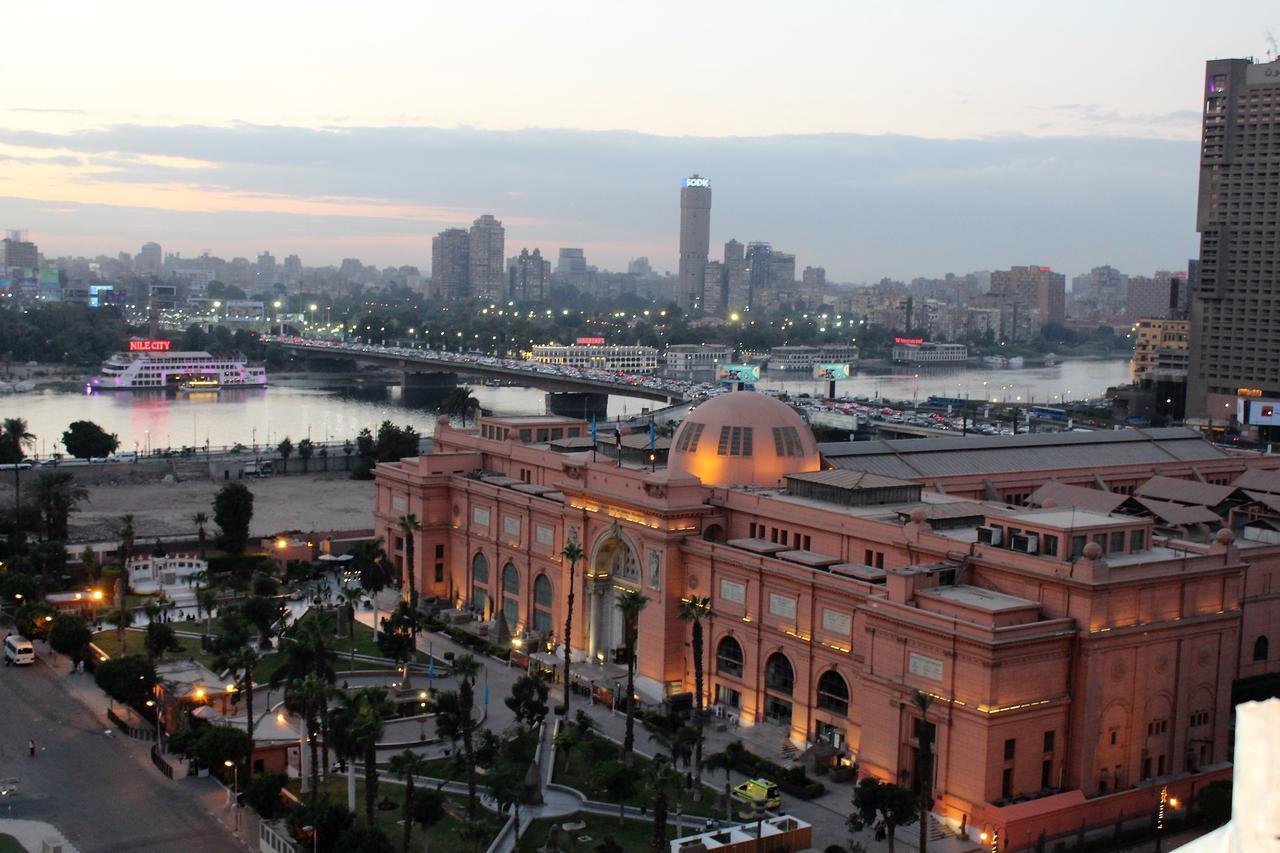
[864,548,874,566]
[1041,759,1053,790]
[768,593,797,620]
[472,507,490,528]
[434,563,444,582]
[1004,738,1016,761]
[392,495,406,512]
[503,516,521,537]
[1071,535,1086,558]
[875,552,884,569]
[1130,529,1145,551]
[749,522,758,538]
[821,608,852,636]
[1001,768,1013,800]
[1109,531,1125,553]
[720,579,746,604]
[1043,731,1055,753]
[535,525,554,546]
[1042,535,1059,557]
[394,535,404,551]
[435,544,445,559]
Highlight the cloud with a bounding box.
[0,122,1200,280]
[6,107,87,115]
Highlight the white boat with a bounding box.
[1007,356,1025,369]
[983,355,1008,368]
[94,342,266,390]
[1043,353,1058,366]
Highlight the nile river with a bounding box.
[11,357,1132,455]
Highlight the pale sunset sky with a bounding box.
[1,1,1276,280]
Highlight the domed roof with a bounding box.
[667,391,821,488]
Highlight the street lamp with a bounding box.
[224,759,240,830]
[302,824,318,853]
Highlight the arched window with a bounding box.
[533,575,553,633]
[502,562,520,594]
[1255,635,1270,663]
[765,652,794,695]
[716,636,744,678]
[816,669,850,716]
[472,552,489,584]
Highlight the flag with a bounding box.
[591,414,597,445]
[483,679,490,706]
[649,420,655,451]
[427,656,434,679]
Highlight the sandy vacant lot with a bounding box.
[57,471,376,544]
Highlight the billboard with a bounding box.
[224,300,265,322]
[1246,399,1280,426]
[129,339,172,352]
[718,364,761,383]
[813,363,850,380]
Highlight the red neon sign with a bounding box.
[128,340,172,352]
[576,337,606,345]
[894,337,924,345]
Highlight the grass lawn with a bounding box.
[0,834,25,853]
[286,776,501,853]
[552,734,718,811]
[517,811,677,853]
[91,629,218,669]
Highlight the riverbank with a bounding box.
[48,470,375,544]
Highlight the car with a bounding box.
[731,778,780,809]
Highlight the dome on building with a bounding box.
[667,391,821,488]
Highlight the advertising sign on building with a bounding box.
[128,339,172,352]
[1245,399,1280,426]
[717,364,761,383]
[813,363,850,380]
[224,300,265,322]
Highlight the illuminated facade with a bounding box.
[374,393,1280,843]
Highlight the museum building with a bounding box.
[373,392,1280,843]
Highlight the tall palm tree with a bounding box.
[192,512,209,557]
[706,740,746,822]
[26,470,88,541]
[389,749,430,853]
[118,513,136,567]
[560,536,584,720]
[2,417,34,551]
[679,595,713,799]
[647,754,677,853]
[223,645,261,780]
[346,687,394,827]
[617,589,648,765]
[197,587,218,636]
[397,514,421,620]
[914,690,935,853]
[451,653,482,819]
[286,673,330,801]
[338,586,364,651]
[115,514,136,654]
[352,538,393,639]
[439,387,481,426]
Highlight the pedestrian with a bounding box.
[28,739,36,758]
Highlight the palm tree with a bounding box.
[297,438,314,472]
[115,513,136,653]
[2,417,35,551]
[560,535,584,720]
[352,538,393,640]
[338,586,364,652]
[646,718,695,837]
[223,646,261,779]
[439,387,481,426]
[647,754,677,853]
[277,437,293,473]
[197,587,218,636]
[679,595,713,799]
[192,512,209,557]
[914,690,935,853]
[616,589,648,765]
[286,673,330,801]
[706,740,746,822]
[26,470,88,541]
[342,439,354,471]
[347,687,394,827]
[397,514,421,619]
[185,568,209,627]
[389,750,430,853]
[451,654,482,819]
[118,513,136,566]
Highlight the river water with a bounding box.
[10,357,1132,455]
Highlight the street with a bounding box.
[0,654,244,853]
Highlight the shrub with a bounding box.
[245,772,289,819]
[734,749,826,799]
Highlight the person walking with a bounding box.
[28,739,36,758]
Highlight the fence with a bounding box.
[150,743,175,779]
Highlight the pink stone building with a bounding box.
[374,394,1280,844]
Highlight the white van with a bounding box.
[4,635,35,665]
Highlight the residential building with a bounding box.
[1188,56,1280,421]
[137,241,162,276]
[431,228,470,301]
[724,240,750,315]
[990,265,1066,326]
[1126,271,1187,323]
[701,261,725,314]
[508,248,550,303]
[678,175,712,310]
[469,214,506,302]
[1132,318,1191,382]
[0,237,38,272]
[628,257,653,277]
[557,248,588,289]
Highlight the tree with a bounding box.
[26,471,87,541]
[4,417,35,551]
[377,601,421,683]
[678,595,712,796]
[223,646,262,778]
[397,514,421,619]
[277,437,293,473]
[197,587,219,636]
[245,772,289,820]
[446,654,482,819]
[342,439,354,471]
[339,586,363,651]
[242,595,282,647]
[94,654,157,705]
[16,601,56,640]
[409,789,446,853]
[706,740,746,822]
[647,754,677,853]
[213,481,254,554]
[0,571,38,606]
[318,445,329,472]
[505,674,549,730]
[115,513,136,653]
[297,438,315,472]
[334,824,396,853]
[593,760,637,825]
[617,589,649,764]
[144,620,181,661]
[61,420,120,460]
[1198,779,1232,828]
[192,512,209,557]
[849,776,919,853]
[80,544,99,581]
[288,798,354,853]
[487,762,534,843]
[353,539,394,640]
[560,535,584,720]
[440,388,481,426]
[389,750,431,853]
[286,673,330,800]
[48,613,91,667]
[190,726,252,774]
[913,692,935,853]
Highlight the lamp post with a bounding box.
[224,759,240,829]
[302,824,318,853]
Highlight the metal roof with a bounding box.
[1136,475,1237,507]
[1027,481,1131,514]
[785,469,918,490]
[1234,467,1280,495]
[818,427,1229,479]
[1132,496,1221,526]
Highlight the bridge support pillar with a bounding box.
[402,371,458,391]
[546,392,609,420]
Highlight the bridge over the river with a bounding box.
[272,338,685,417]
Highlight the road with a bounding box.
[0,653,244,853]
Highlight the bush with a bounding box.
[735,748,826,799]
[245,772,289,820]
[93,654,157,705]
[288,799,355,853]
[439,624,510,660]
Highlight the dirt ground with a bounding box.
[58,471,376,543]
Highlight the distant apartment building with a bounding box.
[136,241,163,276]
[0,237,38,272]
[282,254,302,285]
[556,248,588,289]
[990,265,1066,326]
[1132,318,1190,382]
[891,341,969,363]
[431,228,470,301]
[678,175,712,310]
[724,239,750,315]
[628,257,652,277]
[256,251,277,287]
[701,261,725,314]
[969,291,1040,342]
[665,343,734,375]
[1071,265,1129,320]
[1125,271,1187,323]
[507,248,550,303]
[468,214,506,302]
[530,343,658,372]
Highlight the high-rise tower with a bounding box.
[1188,57,1280,421]
[678,175,712,310]
[469,214,506,303]
[431,228,470,301]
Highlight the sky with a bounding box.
[1,0,1276,282]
